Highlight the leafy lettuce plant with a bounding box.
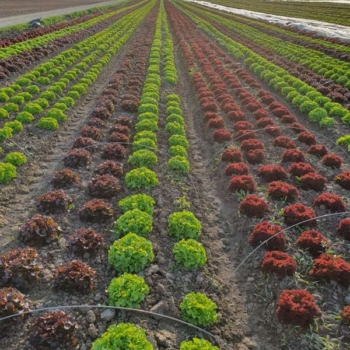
[135,119,158,132]
[167,156,190,174]
[4,103,19,113]
[137,112,158,123]
[169,135,189,149]
[35,98,49,109]
[108,233,154,273]
[118,194,155,215]
[169,145,187,157]
[37,117,59,130]
[138,103,158,115]
[180,292,218,327]
[46,108,68,122]
[168,210,202,240]
[0,108,9,119]
[125,167,158,190]
[0,127,13,142]
[0,162,16,184]
[4,152,27,166]
[114,209,153,237]
[132,138,157,152]
[24,102,43,115]
[134,132,156,144]
[107,273,149,308]
[166,113,185,126]
[5,120,23,133]
[91,323,153,350]
[165,122,185,136]
[128,150,158,169]
[180,338,219,350]
[173,239,207,269]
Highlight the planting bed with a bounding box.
[190,0,350,27]
[1,1,350,350]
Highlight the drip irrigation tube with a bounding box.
[0,304,228,345]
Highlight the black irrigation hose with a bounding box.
[0,304,225,343]
[232,211,350,275]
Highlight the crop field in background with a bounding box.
[197,0,350,26]
[0,0,350,349]
[0,0,115,18]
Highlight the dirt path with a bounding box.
[0,0,125,27]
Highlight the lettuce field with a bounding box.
[0,0,350,349]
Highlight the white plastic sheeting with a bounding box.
[185,0,350,43]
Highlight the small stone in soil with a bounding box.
[157,255,166,265]
[218,229,225,237]
[155,330,176,347]
[196,273,204,286]
[147,334,158,349]
[94,293,102,302]
[18,186,30,194]
[58,237,66,248]
[165,272,174,280]
[155,283,167,296]
[167,297,178,316]
[243,337,261,350]
[100,309,115,321]
[345,295,350,305]
[86,310,96,323]
[146,277,154,287]
[88,324,98,339]
[55,258,64,266]
[147,264,161,275]
[42,269,54,282]
[150,300,168,314]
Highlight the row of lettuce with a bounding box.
[161,6,220,347]
[0,2,153,184]
[186,3,350,89]
[0,2,141,60]
[170,0,350,341]
[0,0,132,39]
[208,7,350,56]
[160,3,219,347]
[197,0,350,27]
[177,2,350,150]
[94,2,219,349]
[94,4,161,346]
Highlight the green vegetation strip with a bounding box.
[0,0,131,38]
[191,2,350,56]
[0,1,155,183]
[184,2,350,89]
[199,0,350,27]
[176,2,350,147]
[0,2,143,60]
[107,0,161,323]
[161,0,178,85]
